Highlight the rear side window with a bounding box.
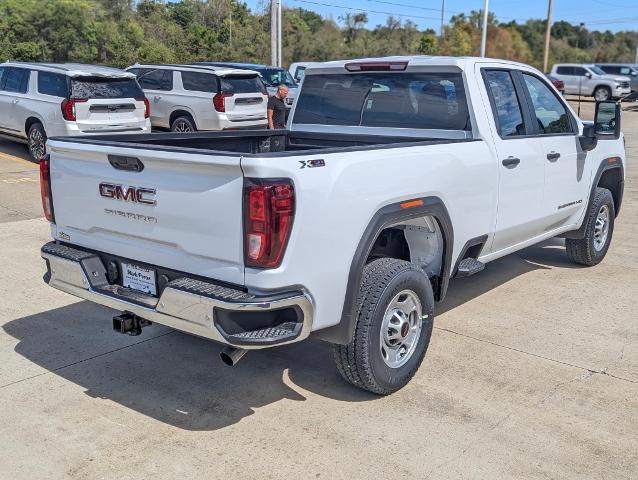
[2,67,30,93]
[220,75,266,94]
[181,71,218,93]
[38,71,68,97]
[137,69,173,91]
[556,66,573,75]
[483,70,525,138]
[293,72,470,130]
[70,77,143,99]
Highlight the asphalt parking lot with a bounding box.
[0,102,636,479]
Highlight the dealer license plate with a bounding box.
[122,263,157,296]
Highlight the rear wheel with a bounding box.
[566,187,615,266]
[27,123,47,161]
[594,86,611,102]
[170,115,196,133]
[332,258,434,395]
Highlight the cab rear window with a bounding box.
[70,77,143,99]
[293,72,470,130]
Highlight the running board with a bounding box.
[456,258,485,277]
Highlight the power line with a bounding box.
[291,0,442,21]
[362,0,462,15]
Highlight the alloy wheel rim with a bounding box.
[593,204,610,252]
[379,290,423,369]
[174,121,192,133]
[595,89,609,101]
[29,129,45,159]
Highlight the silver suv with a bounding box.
[0,62,151,160]
[125,64,268,132]
[550,63,631,101]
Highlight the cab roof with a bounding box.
[303,55,536,74]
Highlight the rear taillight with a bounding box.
[39,154,54,223]
[136,97,150,118]
[60,98,87,121]
[243,179,294,269]
[213,92,233,112]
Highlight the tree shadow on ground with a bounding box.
[3,238,578,431]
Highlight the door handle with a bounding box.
[502,157,521,168]
[547,151,561,161]
[153,95,162,102]
[12,99,19,104]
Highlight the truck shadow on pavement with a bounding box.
[3,239,580,431]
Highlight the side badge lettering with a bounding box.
[299,159,326,169]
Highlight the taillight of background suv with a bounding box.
[60,98,87,121]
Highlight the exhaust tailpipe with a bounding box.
[220,346,247,366]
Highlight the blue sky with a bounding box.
[244,0,638,33]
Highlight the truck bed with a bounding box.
[48,129,474,157]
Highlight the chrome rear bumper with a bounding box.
[41,242,313,349]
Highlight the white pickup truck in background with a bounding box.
[40,56,626,394]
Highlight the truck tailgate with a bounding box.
[47,139,245,285]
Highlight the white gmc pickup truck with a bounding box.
[40,57,626,394]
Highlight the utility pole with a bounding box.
[480,0,489,57]
[440,0,445,39]
[543,0,553,73]
[270,0,282,67]
[277,0,282,67]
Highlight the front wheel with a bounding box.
[332,258,434,395]
[566,187,615,266]
[594,86,611,102]
[27,123,47,161]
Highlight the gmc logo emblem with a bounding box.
[99,183,156,206]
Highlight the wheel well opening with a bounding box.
[169,110,195,127]
[24,117,42,136]
[367,216,445,287]
[367,228,410,263]
[598,168,622,215]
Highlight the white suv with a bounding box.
[550,63,631,101]
[0,62,151,160]
[125,64,268,132]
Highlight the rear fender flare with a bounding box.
[315,196,454,345]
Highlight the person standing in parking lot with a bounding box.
[267,84,289,129]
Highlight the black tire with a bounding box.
[332,258,434,395]
[170,115,196,133]
[27,122,47,161]
[593,86,611,102]
[566,187,615,266]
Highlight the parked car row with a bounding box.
[550,63,635,100]
[0,60,298,160]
